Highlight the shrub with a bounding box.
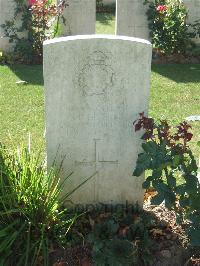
[1,0,67,63]
[144,0,190,54]
[0,144,75,265]
[133,113,200,247]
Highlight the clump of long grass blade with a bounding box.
[0,144,76,266]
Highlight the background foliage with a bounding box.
[144,0,191,54]
[1,0,67,63]
[133,113,200,247]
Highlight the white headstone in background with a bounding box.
[0,0,26,52]
[184,0,200,24]
[44,35,152,205]
[116,0,149,40]
[103,0,115,5]
[0,0,16,51]
[184,0,200,42]
[59,0,96,36]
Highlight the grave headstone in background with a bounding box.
[44,35,152,205]
[183,0,200,42]
[0,0,16,51]
[0,0,27,52]
[116,0,149,40]
[184,0,200,24]
[59,0,96,36]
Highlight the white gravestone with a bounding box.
[0,0,16,51]
[44,35,152,206]
[184,0,200,43]
[0,0,26,52]
[184,0,200,24]
[116,0,149,40]
[59,0,96,36]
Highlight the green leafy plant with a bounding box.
[88,210,154,266]
[144,0,190,54]
[1,0,68,63]
[133,112,200,247]
[0,50,15,65]
[0,143,76,265]
[96,0,103,9]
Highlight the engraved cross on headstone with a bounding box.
[75,139,118,172]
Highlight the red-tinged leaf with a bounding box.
[186,133,193,141]
[135,123,142,132]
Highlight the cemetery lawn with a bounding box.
[0,64,199,159]
[0,64,45,152]
[96,12,115,34]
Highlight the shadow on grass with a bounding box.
[8,63,200,86]
[9,64,43,86]
[96,12,115,26]
[152,64,200,83]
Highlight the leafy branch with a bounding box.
[133,112,200,247]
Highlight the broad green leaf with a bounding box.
[142,179,151,189]
[151,194,164,205]
[185,174,198,193]
[142,141,157,154]
[155,182,171,194]
[176,184,186,195]
[180,197,189,208]
[167,175,176,188]
[172,155,181,168]
[188,227,200,247]
[133,153,152,176]
[190,194,200,210]
[152,169,162,179]
[133,167,144,177]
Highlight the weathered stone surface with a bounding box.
[184,0,200,24]
[44,35,152,205]
[103,0,115,5]
[0,0,16,51]
[0,0,26,52]
[116,0,149,40]
[59,0,96,36]
[184,0,200,43]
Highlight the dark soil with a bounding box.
[50,191,200,266]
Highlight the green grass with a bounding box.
[0,63,199,159]
[0,65,44,152]
[96,12,116,34]
[150,64,200,159]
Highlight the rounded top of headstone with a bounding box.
[43,34,151,46]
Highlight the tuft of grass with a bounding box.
[0,144,75,265]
